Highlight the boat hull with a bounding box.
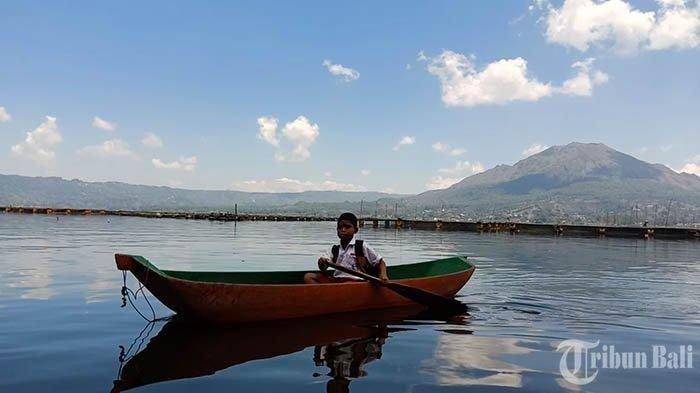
[115,254,475,324]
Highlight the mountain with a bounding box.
[1,143,698,224]
[410,143,700,224]
[0,174,403,211]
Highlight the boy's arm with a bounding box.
[377,259,389,282]
[363,242,388,281]
[318,256,329,270]
[318,246,333,270]
[363,243,382,266]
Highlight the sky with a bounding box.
[0,0,699,194]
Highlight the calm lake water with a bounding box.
[0,213,698,392]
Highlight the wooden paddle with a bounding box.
[326,262,467,313]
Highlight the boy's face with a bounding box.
[336,219,357,240]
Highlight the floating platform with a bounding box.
[2,205,699,240]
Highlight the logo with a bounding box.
[557,339,600,385]
[557,340,693,385]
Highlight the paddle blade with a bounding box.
[385,282,468,313]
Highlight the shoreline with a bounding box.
[3,205,699,240]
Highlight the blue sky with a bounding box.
[1,0,698,193]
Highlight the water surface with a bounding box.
[0,213,698,392]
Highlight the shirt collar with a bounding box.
[340,235,357,250]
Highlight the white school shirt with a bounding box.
[329,236,383,280]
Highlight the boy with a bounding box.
[303,212,389,284]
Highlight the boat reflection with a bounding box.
[112,306,469,392]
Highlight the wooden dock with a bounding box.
[2,205,698,240]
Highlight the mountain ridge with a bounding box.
[413,142,699,201]
[1,143,698,223]
[405,142,698,224]
[0,174,405,210]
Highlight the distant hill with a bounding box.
[0,175,403,211]
[409,143,700,224]
[1,143,698,224]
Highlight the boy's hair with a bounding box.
[337,212,358,229]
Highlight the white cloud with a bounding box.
[659,0,687,6]
[393,136,416,151]
[92,116,117,131]
[649,1,700,50]
[531,0,551,11]
[259,115,319,162]
[324,171,333,178]
[427,160,486,190]
[433,141,466,156]
[450,148,467,156]
[417,50,428,61]
[680,162,700,175]
[509,13,528,26]
[427,51,553,106]
[231,177,368,193]
[141,132,163,148]
[425,50,608,106]
[0,107,11,122]
[432,142,447,152]
[426,175,463,190]
[361,169,370,176]
[543,0,700,55]
[79,139,137,158]
[257,116,279,146]
[406,63,412,70]
[522,143,550,157]
[152,156,197,172]
[11,116,62,165]
[679,154,700,175]
[281,116,320,161]
[559,58,609,96]
[438,160,486,176]
[660,144,673,152]
[323,59,360,82]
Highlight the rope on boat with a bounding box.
[120,270,170,323]
[114,267,173,390]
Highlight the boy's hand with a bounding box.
[318,257,330,271]
[379,273,389,283]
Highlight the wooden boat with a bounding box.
[114,253,475,324]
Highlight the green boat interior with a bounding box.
[130,255,474,285]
